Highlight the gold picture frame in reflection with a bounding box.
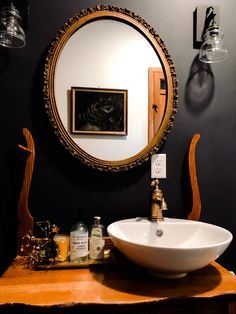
[71,87,128,135]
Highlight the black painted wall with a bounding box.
[0,0,236,273]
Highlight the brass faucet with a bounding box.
[149,178,168,221]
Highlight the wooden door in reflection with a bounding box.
[148,67,166,142]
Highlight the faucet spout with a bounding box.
[149,178,168,222]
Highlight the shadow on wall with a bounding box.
[185,54,215,113]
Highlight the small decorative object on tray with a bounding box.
[21,221,59,269]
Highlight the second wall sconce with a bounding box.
[0,2,26,48]
[193,5,228,63]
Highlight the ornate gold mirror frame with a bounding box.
[43,5,178,171]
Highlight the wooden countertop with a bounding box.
[0,255,236,309]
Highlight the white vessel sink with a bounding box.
[107,218,232,278]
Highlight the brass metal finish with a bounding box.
[149,178,168,221]
[43,5,178,171]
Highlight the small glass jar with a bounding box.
[53,234,70,262]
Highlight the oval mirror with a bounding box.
[43,5,178,171]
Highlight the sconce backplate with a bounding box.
[193,5,220,49]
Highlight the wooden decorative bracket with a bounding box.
[188,133,201,221]
[17,128,35,255]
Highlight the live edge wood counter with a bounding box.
[0,257,236,314]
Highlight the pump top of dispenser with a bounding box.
[94,216,101,224]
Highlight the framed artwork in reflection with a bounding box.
[71,87,128,135]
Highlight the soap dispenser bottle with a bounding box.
[70,221,88,262]
[89,216,105,260]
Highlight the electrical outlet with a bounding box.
[151,154,166,179]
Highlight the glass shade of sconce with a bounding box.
[199,23,228,63]
[0,3,25,48]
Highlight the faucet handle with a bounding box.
[161,198,168,211]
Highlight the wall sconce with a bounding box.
[194,5,228,63]
[0,2,25,48]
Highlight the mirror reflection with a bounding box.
[55,19,161,160]
[44,5,178,171]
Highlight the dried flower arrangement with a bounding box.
[21,221,59,269]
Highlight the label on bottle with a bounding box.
[89,227,105,259]
[70,233,88,259]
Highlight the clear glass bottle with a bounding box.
[70,221,88,263]
[89,216,105,260]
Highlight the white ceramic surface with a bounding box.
[107,218,233,278]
